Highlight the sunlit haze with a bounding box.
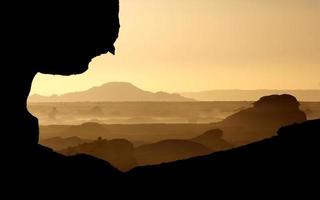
[31,0,320,96]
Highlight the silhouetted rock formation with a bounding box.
[219,94,306,144]
[5,0,121,185]
[61,138,137,172]
[40,136,92,151]
[8,0,119,147]
[127,119,320,181]
[222,94,306,127]
[190,129,233,151]
[53,130,231,170]
[6,0,320,191]
[134,139,212,166]
[58,137,217,170]
[8,144,123,188]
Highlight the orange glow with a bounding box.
[31,0,320,96]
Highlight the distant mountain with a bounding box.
[29,82,194,102]
[181,89,320,101]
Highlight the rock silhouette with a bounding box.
[134,140,212,166]
[128,119,320,181]
[222,94,306,128]
[218,94,307,144]
[5,1,320,191]
[58,136,217,171]
[61,138,137,172]
[8,1,119,146]
[190,129,233,151]
[5,1,121,185]
[38,95,307,146]
[40,136,92,151]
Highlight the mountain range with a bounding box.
[181,89,320,101]
[30,82,320,102]
[29,82,194,102]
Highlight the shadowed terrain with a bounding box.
[219,94,306,145]
[128,119,320,181]
[190,129,233,151]
[41,136,92,151]
[61,138,137,171]
[39,94,307,146]
[134,139,211,167]
[5,1,320,192]
[5,1,122,186]
[40,94,311,172]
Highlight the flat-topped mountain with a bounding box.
[29,82,194,102]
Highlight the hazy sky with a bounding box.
[31,0,320,95]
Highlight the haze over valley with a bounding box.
[27,92,319,171]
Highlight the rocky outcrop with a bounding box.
[128,119,320,180]
[40,136,92,151]
[61,138,137,172]
[190,129,233,151]
[219,94,307,144]
[134,140,212,166]
[222,94,306,127]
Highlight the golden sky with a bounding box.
[31,0,320,95]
